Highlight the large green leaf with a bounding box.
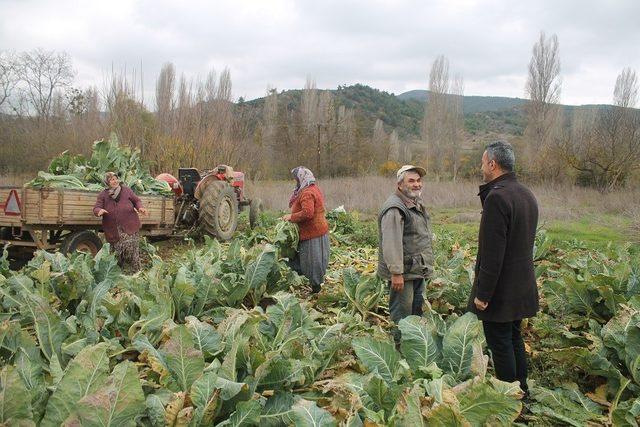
[217,399,261,427]
[219,337,242,382]
[128,293,174,342]
[363,374,403,416]
[425,404,467,426]
[624,313,640,384]
[257,357,307,391]
[352,337,402,383]
[214,377,249,401]
[612,397,640,427]
[245,244,277,304]
[145,394,167,427]
[76,361,145,426]
[549,346,624,392]
[92,244,121,284]
[260,392,295,427]
[392,385,427,427]
[185,316,224,358]
[172,266,197,319]
[398,315,441,375]
[423,375,456,404]
[191,266,221,316]
[19,292,69,364]
[458,381,522,426]
[161,325,205,391]
[528,385,605,427]
[289,399,336,427]
[274,221,299,260]
[191,372,219,408]
[0,365,33,424]
[542,280,570,316]
[441,313,482,380]
[342,268,385,316]
[564,277,600,318]
[191,372,221,426]
[41,343,110,427]
[13,331,48,420]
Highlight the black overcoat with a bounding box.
[467,172,540,322]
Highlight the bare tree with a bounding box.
[388,129,400,162]
[302,77,319,131]
[155,62,176,132]
[337,105,358,173]
[0,51,18,111]
[16,49,75,119]
[563,68,640,190]
[104,72,151,153]
[450,74,464,181]
[262,86,280,173]
[301,77,321,171]
[422,55,462,179]
[524,32,563,177]
[613,67,638,109]
[372,118,387,166]
[526,32,561,107]
[318,90,337,176]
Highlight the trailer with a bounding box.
[0,186,174,255]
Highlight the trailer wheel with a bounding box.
[0,227,11,240]
[249,198,263,229]
[61,230,103,256]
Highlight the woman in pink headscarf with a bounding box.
[281,166,330,293]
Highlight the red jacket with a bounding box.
[93,186,143,243]
[290,184,329,241]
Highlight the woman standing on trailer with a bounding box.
[93,172,147,272]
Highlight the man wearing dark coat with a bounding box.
[468,141,539,395]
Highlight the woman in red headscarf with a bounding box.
[281,166,330,293]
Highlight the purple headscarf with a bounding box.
[289,166,316,207]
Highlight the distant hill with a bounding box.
[245,84,528,138]
[243,85,622,142]
[398,90,529,114]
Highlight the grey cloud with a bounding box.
[1,0,638,105]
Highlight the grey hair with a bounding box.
[397,171,407,184]
[485,141,515,172]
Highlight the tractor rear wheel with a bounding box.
[249,198,262,229]
[199,181,238,240]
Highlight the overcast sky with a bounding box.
[2,0,639,106]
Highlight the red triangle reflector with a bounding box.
[4,190,21,216]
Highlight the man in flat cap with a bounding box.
[378,165,434,343]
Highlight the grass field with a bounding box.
[245,177,640,250]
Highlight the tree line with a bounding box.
[1,36,638,189]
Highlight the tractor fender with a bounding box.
[194,174,223,200]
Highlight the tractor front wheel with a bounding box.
[199,181,238,240]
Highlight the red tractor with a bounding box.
[157,165,261,240]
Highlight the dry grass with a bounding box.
[247,177,480,214]
[247,176,640,224]
[628,205,640,241]
[0,173,33,187]
[3,172,639,231]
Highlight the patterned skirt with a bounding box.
[289,233,330,291]
[113,227,141,273]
